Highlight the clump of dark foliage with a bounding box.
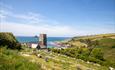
[0,32,21,50]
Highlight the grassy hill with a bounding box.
[56,33,115,68]
[69,34,115,62]
[0,47,42,70]
[72,33,115,40]
[0,33,114,70]
[97,38,115,65]
[0,32,42,70]
[63,33,115,47]
[0,45,110,70]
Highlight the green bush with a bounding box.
[88,56,103,64]
[90,48,104,60]
[0,32,21,50]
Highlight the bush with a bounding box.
[90,48,104,60]
[88,56,103,64]
[0,32,21,50]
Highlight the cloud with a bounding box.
[0,8,114,37]
[0,10,10,19]
[0,2,114,37]
[0,13,5,19]
[0,3,77,37]
[0,21,77,37]
[0,6,58,25]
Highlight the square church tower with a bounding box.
[39,34,47,48]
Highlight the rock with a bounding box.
[94,63,100,67]
[87,61,90,64]
[37,54,42,58]
[61,60,65,63]
[22,54,30,56]
[76,66,82,70]
[109,67,115,70]
[45,57,48,62]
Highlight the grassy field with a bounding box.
[18,47,109,70]
[0,46,109,70]
[57,33,115,68]
[0,47,42,70]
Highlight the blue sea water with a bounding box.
[16,36,70,48]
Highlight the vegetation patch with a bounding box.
[0,32,21,50]
[0,47,42,70]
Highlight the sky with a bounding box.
[0,0,115,37]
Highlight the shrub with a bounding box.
[90,48,104,61]
[0,32,21,50]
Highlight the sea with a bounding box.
[16,36,70,48]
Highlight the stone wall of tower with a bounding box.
[39,34,47,48]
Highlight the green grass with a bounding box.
[62,34,115,68]
[0,47,42,70]
[1,33,114,70]
[36,50,109,70]
[0,46,110,70]
[97,38,115,68]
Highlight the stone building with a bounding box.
[39,34,47,48]
[21,34,47,49]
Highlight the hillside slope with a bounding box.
[57,33,115,68]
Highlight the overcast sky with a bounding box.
[0,0,115,37]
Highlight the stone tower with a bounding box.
[39,34,47,48]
